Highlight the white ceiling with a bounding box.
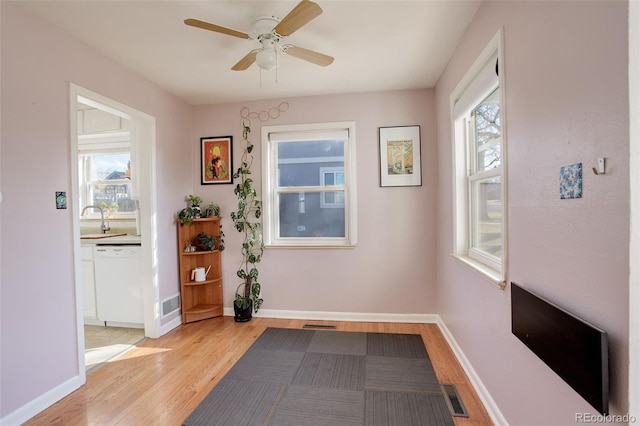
[16,1,481,106]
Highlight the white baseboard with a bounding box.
[436,317,508,425]
[159,315,182,336]
[223,307,439,324]
[0,375,83,426]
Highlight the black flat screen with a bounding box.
[511,282,608,415]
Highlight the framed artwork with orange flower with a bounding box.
[201,136,233,185]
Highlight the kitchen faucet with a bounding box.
[81,205,110,234]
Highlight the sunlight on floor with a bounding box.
[84,325,146,373]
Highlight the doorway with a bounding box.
[69,84,159,379]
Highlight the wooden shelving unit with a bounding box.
[177,217,223,323]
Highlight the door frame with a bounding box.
[69,84,159,380]
[629,0,639,417]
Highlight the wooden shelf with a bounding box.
[177,217,223,324]
[185,304,221,314]
[183,278,222,286]
[182,250,220,256]
[183,304,223,323]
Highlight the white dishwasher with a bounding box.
[93,245,144,326]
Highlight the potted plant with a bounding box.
[230,119,264,322]
[178,206,197,225]
[178,194,203,225]
[187,194,203,217]
[204,202,221,218]
[195,232,218,251]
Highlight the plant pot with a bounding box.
[233,300,253,322]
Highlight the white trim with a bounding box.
[268,128,348,142]
[436,317,508,425]
[262,121,357,247]
[0,376,83,426]
[159,315,183,336]
[277,156,344,164]
[223,307,438,324]
[70,84,161,391]
[629,0,639,418]
[450,28,508,285]
[453,53,499,120]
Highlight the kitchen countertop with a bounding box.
[81,234,142,245]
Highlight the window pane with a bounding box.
[277,140,344,187]
[85,153,135,213]
[475,88,501,172]
[471,176,502,257]
[278,192,345,237]
[90,153,130,180]
[324,173,334,185]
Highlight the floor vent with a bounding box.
[302,324,337,329]
[161,294,181,318]
[441,383,469,417]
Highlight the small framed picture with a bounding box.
[55,191,67,209]
[379,125,422,187]
[201,136,233,185]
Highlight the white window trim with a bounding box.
[262,121,357,248]
[450,29,508,289]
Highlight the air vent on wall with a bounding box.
[161,294,180,318]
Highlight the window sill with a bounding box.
[265,243,356,249]
[450,253,506,290]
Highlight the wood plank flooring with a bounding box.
[26,317,493,425]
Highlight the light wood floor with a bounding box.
[84,325,146,373]
[26,317,493,425]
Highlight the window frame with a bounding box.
[77,132,135,219]
[262,121,357,248]
[450,29,507,288]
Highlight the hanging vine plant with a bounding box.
[230,118,263,319]
[230,103,288,321]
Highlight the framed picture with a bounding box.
[379,125,422,187]
[201,136,233,185]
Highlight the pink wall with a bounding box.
[193,90,438,315]
[435,1,629,424]
[2,0,631,422]
[0,3,193,417]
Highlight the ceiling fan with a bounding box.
[185,0,334,72]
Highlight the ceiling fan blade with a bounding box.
[231,50,258,71]
[284,45,334,67]
[184,18,251,39]
[274,0,322,37]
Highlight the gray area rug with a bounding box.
[183,328,454,426]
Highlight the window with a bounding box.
[452,31,506,285]
[78,132,136,217]
[319,167,345,208]
[262,122,357,247]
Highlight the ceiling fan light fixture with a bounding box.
[256,37,280,71]
[256,48,278,70]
